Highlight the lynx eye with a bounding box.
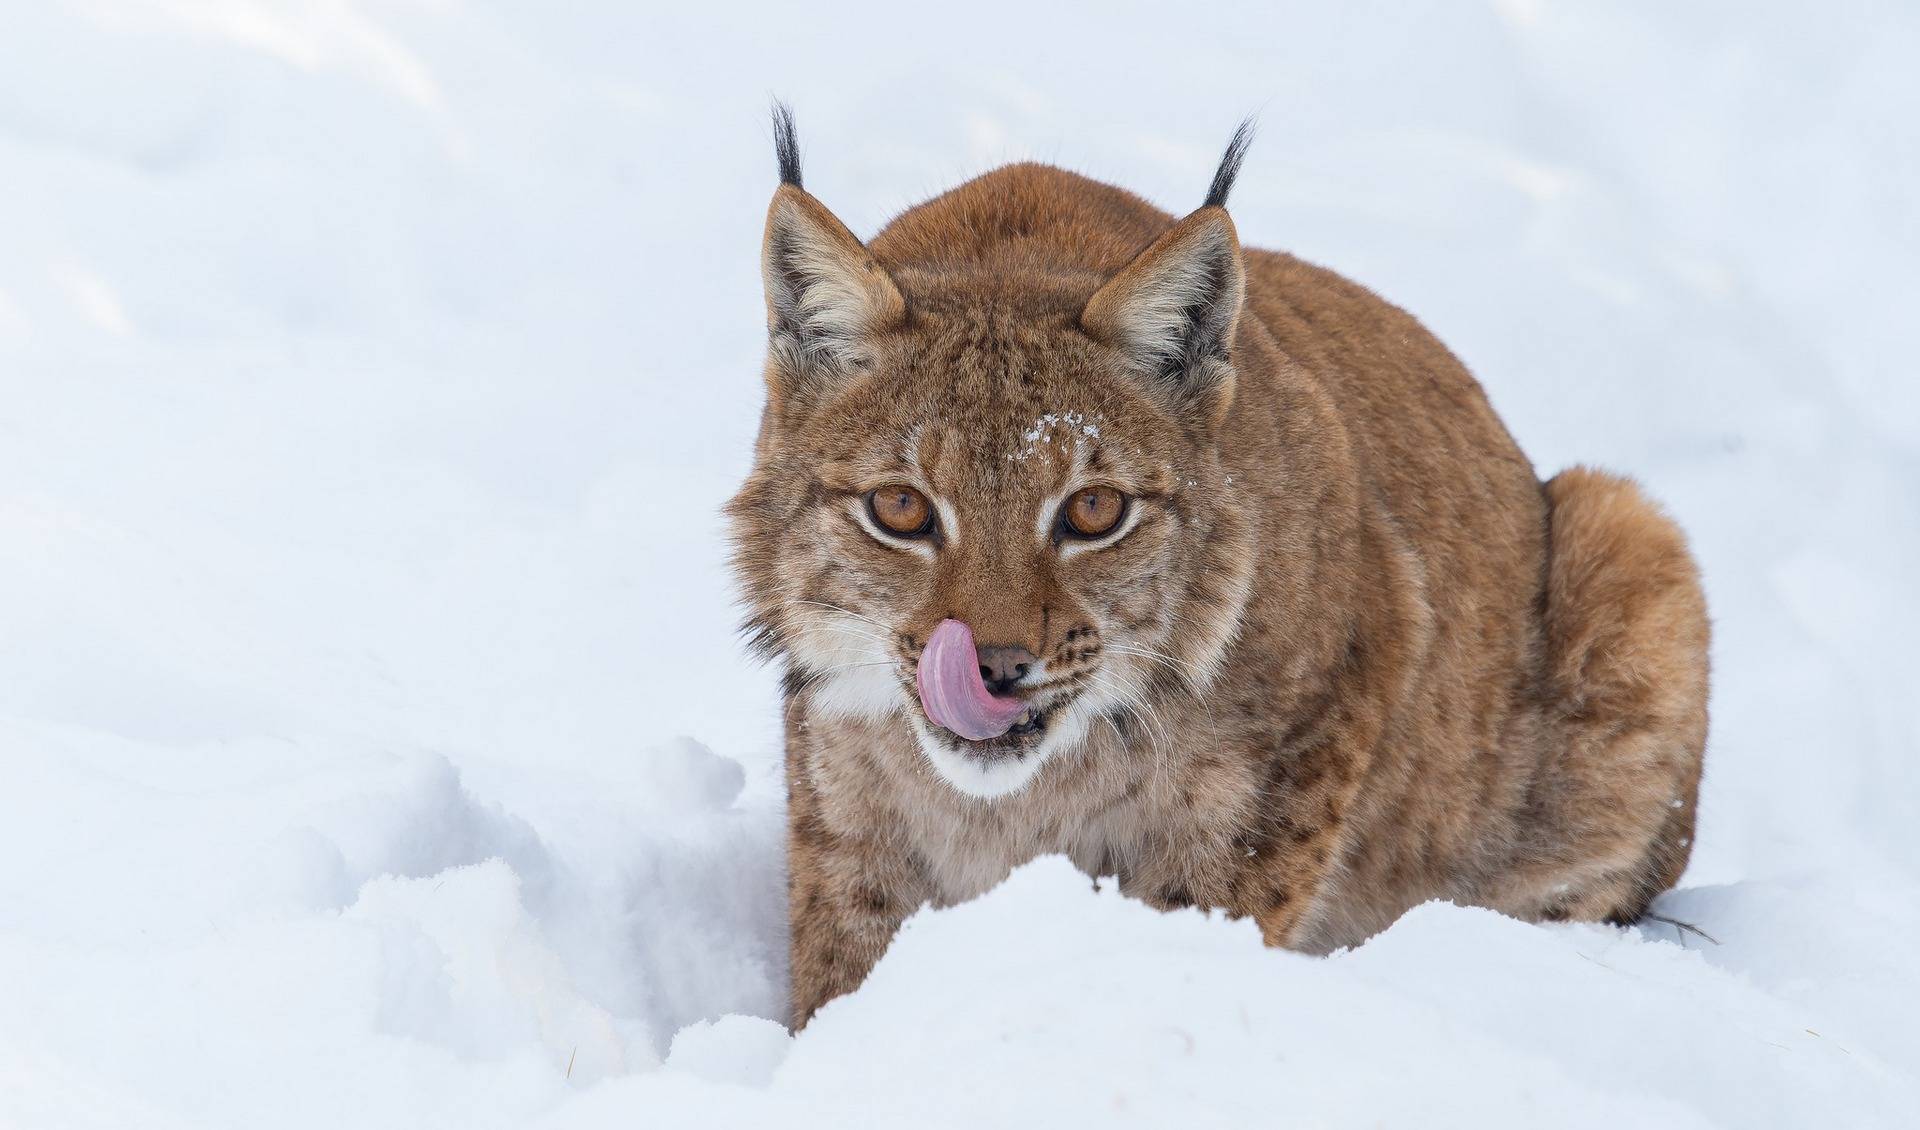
[867,485,935,538]
[1060,486,1128,539]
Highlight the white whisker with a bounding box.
[786,611,892,648]
[792,599,894,632]
[1106,641,1225,753]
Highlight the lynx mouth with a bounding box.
[1006,705,1046,739]
[943,701,1050,756]
[911,690,1079,800]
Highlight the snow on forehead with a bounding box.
[1005,410,1102,463]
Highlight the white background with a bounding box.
[1,2,1915,1126]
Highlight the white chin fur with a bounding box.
[912,709,1091,801]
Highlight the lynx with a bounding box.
[728,108,1710,1027]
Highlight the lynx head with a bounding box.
[728,107,1258,799]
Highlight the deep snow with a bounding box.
[1,2,1917,1126]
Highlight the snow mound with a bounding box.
[539,858,1919,1128]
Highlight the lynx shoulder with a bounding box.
[728,108,1709,1027]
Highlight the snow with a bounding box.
[630,860,1913,1128]
[1,1,1917,1126]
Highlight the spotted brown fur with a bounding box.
[730,116,1710,1027]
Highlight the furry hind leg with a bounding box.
[1488,467,1710,924]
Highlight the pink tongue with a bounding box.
[916,619,1029,741]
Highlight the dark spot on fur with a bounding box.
[794,815,833,850]
[780,667,811,699]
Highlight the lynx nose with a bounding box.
[976,644,1037,696]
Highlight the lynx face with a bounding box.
[730,183,1257,799]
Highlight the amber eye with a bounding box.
[867,485,935,538]
[1060,486,1128,540]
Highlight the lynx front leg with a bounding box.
[1227,717,1376,950]
[1238,788,1352,949]
[785,773,930,1028]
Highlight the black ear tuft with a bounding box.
[1201,118,1255,209]
[772,100,803,189]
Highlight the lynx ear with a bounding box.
[1082,209,1245,419]
[1082,122,1252,424]
[760,108,904,400]
[763,187,904,364]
